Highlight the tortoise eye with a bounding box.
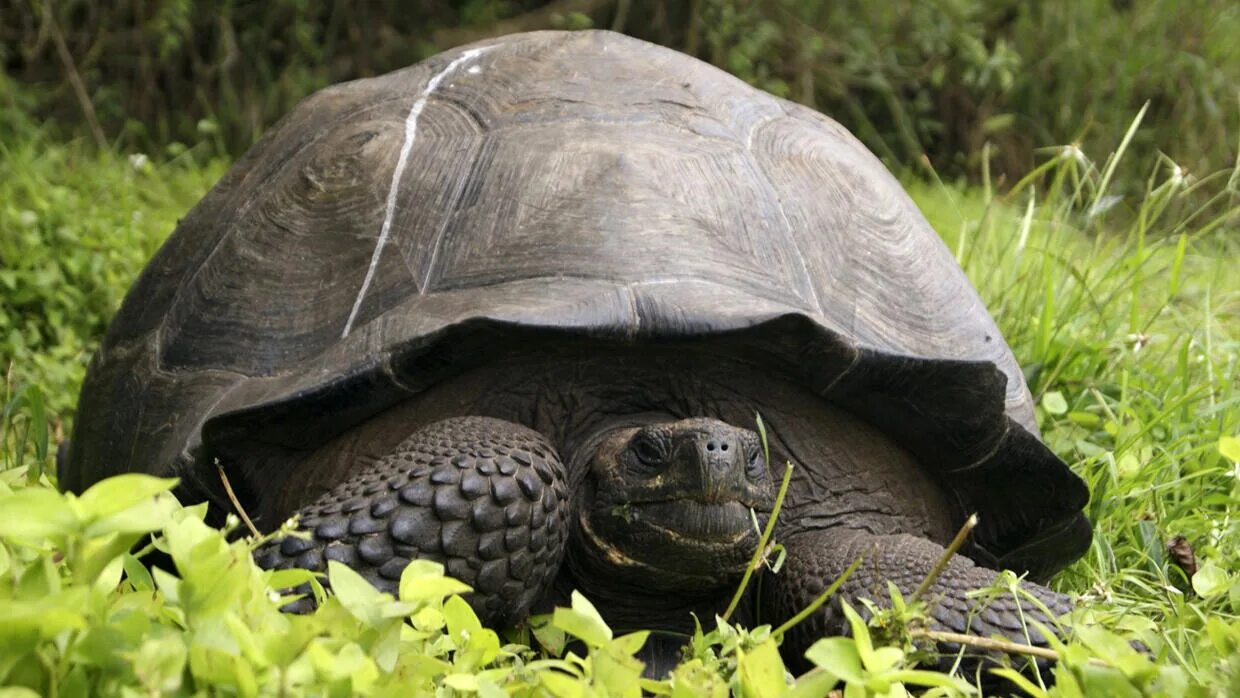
[746,449,766,479]
[632,437,664,467]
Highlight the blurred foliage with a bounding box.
[669,0,1240,191]
[0,120,227,422]
[2,0,1237,189]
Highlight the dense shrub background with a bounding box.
[4,0,1237,186]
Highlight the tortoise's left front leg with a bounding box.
[256,416,569,624]
[763,529,1072,672]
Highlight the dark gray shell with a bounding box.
[65,31,1089,579]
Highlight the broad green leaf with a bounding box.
[531,614,567,656]
[804,637,864,684]
[553,591,612,648]
[75,474,177,523]
[19,554,61,597]
[1077,663,1143,698]
[266,567,318,592]
[1074,624,1153,677]
[444,594,484,639]
[788,668,839,697]
[59,667,91,698]
[840,604,876,671]
[444,672,480,691]
[84,491,180,537]
[162,515,219,571]
[0,594,87,651]
[458,627,501,671]
[1192,560,1230,598]
[477,677,509,698]
[328,560,388,623]
[862,674,894,695]
[738,639,787,698]
[369,613,404,672]
[180,544,248,617]
[868,646,905,673]
[90,553,125,596]
[612,630,650,655]
[0,487,78,543]
[1219,436,1240,463]
[540,669,586,698]
[989,667,1047,697]
[1116,452,1141,479]
[595,642,645,698]
[641,677,673,696]
[130,634,188,694]
[223,613,267,667]
[122,553,155,591]
[411,606,447,633]
[1067,411,1102,428]
[75,530,146,586]
[1041,391,1069,415]
[152,566,181,605]
[399,559,473,602]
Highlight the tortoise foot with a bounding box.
[766,530,1072,678]
[256,416,570,624]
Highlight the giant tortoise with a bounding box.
[64,30,1091,673]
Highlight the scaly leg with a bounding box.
[764,529,1072,673]
[256,416,569,625]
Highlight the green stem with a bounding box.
[911,513,978,605]
[721,460,793,623]
[771,555,863,641]
[911,628,1060,661]
[217,460,260,539]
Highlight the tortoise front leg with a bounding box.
[256,416,570,625]
[763,529,1072,673]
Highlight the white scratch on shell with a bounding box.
[342,47,489,338]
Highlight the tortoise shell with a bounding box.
[64,30,1089,580]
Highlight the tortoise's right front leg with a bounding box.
[256,416,569,625]
[764,529,1073,674]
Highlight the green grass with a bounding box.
[1,121,1238,695]
[0,131,228,422]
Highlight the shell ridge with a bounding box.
[342,47,492,338]
[742,118,824,315]
[159,97,408,350]
[412,135,489,295]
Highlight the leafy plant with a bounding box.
[0,132,225,423]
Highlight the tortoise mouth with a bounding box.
[577,495,767,588]
[626,499,759,542]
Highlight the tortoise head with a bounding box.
[576,417,776,591]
